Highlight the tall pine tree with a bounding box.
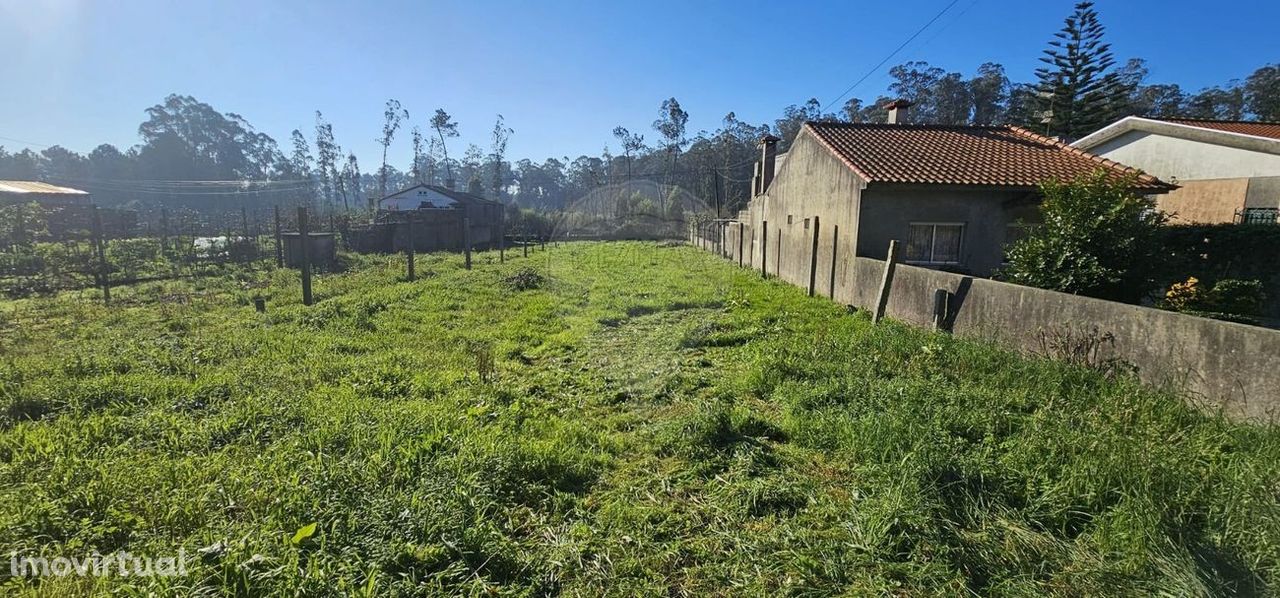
[1031,2,1127,139]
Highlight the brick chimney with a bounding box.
[885,99,913,124]
[759,134,780,193]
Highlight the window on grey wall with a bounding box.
[905,223,964,264]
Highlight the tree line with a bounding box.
[1,2,1275,219]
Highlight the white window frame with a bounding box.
[905,222,965,265]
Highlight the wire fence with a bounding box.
[0,202,343,300]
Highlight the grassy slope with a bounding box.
[0,242,1277,596]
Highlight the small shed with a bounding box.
[282,232,337,269]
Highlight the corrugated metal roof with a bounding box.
[0,180,90,195]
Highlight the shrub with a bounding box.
[501,267,545,291]
[1210,279,1266,316]
[1162,277,1266,318]
[1002,170,1167,303]
[1163,276,1208,312]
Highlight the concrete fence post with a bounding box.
[808,216,820,297]
[775,232,782,278]
[463,217,472,270]
[737,223,745,268]
[406,215,416,281]
[273,205,284,268]
[829,224,839,298]
[760,221,768,278]
[298,206,313,306]
[873,240,899,324]
[932,289,950,330]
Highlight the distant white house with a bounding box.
[1073,117,1280,224]
[377,184,468,211]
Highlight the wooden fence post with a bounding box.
[92,207,110,304]
[523,232,528,258]
[498,212,505,263]
[760,221,768,278]
[873,240,900,324]
[808,216,820,297]
[406,215,416,281]
[298,207,313,306]
[14,203,25,247]
[463,217,472,270]
[273,205,284,268]
[160,206,169,252]
[829,224,839,298]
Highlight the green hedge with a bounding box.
[1157,224,1280,317]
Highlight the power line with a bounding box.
[0,134,55,149]
[820,0,962,113]
[51,176,311,187]
[46,180,314,196]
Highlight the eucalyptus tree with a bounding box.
[314,111,339,208]
[652,98,689,180]
[611,126,645,178]
[410,126,425,184]
[376,99,408,201]
[288,130,315,206]
[490,115,513,201]
[430,109,459,182]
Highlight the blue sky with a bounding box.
[1,0,1275,172]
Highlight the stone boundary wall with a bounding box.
[691,226,1280,422]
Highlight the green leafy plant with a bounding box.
[1002,170,1167,303]
[501,266,545,291]
[1163,276,1267,320]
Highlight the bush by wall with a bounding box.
[1158,224,1280,318]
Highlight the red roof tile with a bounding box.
[1157,118,1280,141]
[803,122,1172,191]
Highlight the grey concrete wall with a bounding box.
[851,258,1280,421]
[1245,177,1280,209]
[732,130,865,300]
[695,228,1280,420]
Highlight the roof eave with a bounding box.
[1074,117,1280,156]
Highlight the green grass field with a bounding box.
[1,242,1277,596]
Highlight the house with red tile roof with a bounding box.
[1073,117,1280,224]
[726,101,1172,285]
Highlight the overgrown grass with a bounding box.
[0,242,1276,596]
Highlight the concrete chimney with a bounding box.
[445,177,456,190]
[885,99,913,124]
[759,134,780,193]
[751,162,762,196]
